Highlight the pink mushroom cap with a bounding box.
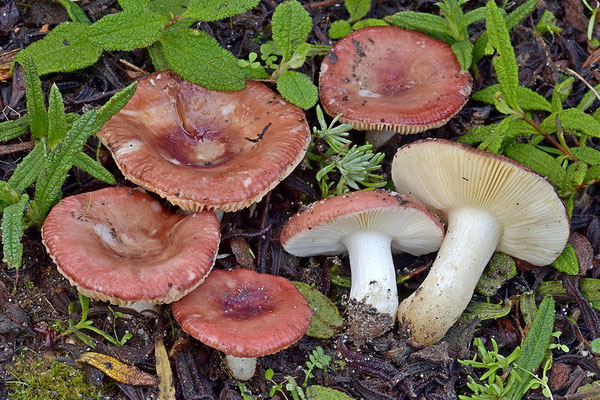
[41,187,220,307]
[319,26,472,133]
[172,268,312,358]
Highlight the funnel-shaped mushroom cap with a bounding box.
[42,187,220,306]
[172,269,312,358]
[97,71,311,212]
[319,26,472,133]
[392,139,569,264]
[280,190,444,256]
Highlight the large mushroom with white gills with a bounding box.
[392,139,570,345]
[280,190,444,341]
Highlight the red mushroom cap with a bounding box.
[319,26,472,133]
[41,187,220,306]
[97,71,311,212]
[172,269,312,358]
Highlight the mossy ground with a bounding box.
[6,352,112,400]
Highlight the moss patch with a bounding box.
[6,352,110,400]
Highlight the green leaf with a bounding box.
[149,0,189,17]
[476,252,517,296]
[479,113,516,153]
[159,25,245,91]
[47,84,67,149]
[520,292,537,327]
[73,152,116,184]
[552,244,579,275]
[345,0,371,23]
[585,165,600,183]
[351,18,388,30]
[89,10,167,51]
[461,7,486,30]
[306,385,354,400]
[0,182,21,208]
[95,82,138,130]
[277,71,318,110]
[0,115,29,142]
[504,142,567,192]
[592,339,600,354]
[576,83,600,111]
[56,0,92,24]
[118,0,149,9]
[473,84,552,112]
[329,20,352,39]
[34,110,98,220]
[1,194,29,270]
[184,0,259,21]
[462,300,512,321]
[292,281,343,339]
[20,55,48,140]
[272,0,312,59]
[147,43,170,71]
[385,11,454,43]
[566,161,588,189]
[540,108,600,138]
[508,297,555,400]
[459,124,496,146]
[485,0,519,110]
[14,22,103,75]
[451,39,473,71]
[535,9,562,35]
[551,77,574,113]
[7,141,47,193]
[572,146,600,165]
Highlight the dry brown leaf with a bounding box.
[155,339,176,400]
[76,352,158,386]
[583,47,600,69]
[0,49,18,81]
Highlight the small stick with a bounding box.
[0,141,34,156]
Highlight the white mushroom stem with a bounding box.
[365,130,397,150]
[397,207,502,345]
[341,231,397,316]
[225,355,257,381]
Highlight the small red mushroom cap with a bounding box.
[319,26,472,133]
[41,187,220,306]
[97,71,311,212]
[172,269,312,358]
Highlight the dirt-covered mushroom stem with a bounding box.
[392,139,570,345]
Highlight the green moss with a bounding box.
[6,352,109,400]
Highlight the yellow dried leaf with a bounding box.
[76,352,158,386]
[155,339,176,400]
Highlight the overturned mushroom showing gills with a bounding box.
[280,191,444,341]
[172,268,312,380]
[392,139,570,345]
[319,26,472,135]
[42,187,220,312]
[97,71,311,212]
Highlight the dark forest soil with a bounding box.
[2,0,600,399]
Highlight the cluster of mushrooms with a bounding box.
[40,26,570,382]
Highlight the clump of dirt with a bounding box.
[343,297,394,344]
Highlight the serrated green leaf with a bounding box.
[159,25,245,91]
[34,110,98,220]
[345,0,371,23]
[385,12,454,43]
[1,194,29,270]
[119,0,149,9]
[95,82,137,130]
[149,0,189,17]
[147,43,170,71]
[536,9,562,35]
[462,300,512,321]
[508,296,555,400]
[292,281,343,339]
[504,142,567,192]
[585,165,600,183]
[7,141,47,193]
[459,124,496,146]
[486,1,519,110]
[277,71,318,110]
[479,113,516,153]
[73,152,116,184]
[552,244,579,275]
[577,83,600,111]
[89,10,167,51]
[460,7,486,31]
[473,84,552,112]
[272,1,312,59]
[14,22,103,75]
[329,20,352,39]
[0,182,21,207]
[566,161,588,188]
[184,0,259,21]
[57,0,92,24]
[306,385,354,400]
[0,115,29,142]
[20,55,47,140]
[351,18,388,30]
[541,108,600,138]
[572,146,600,165]
[47,84,67,149]
[520,292,537,327]
[538,279,600,312]
[551,77,574,113]
[476,252,517,296]
[451,39,472,71]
